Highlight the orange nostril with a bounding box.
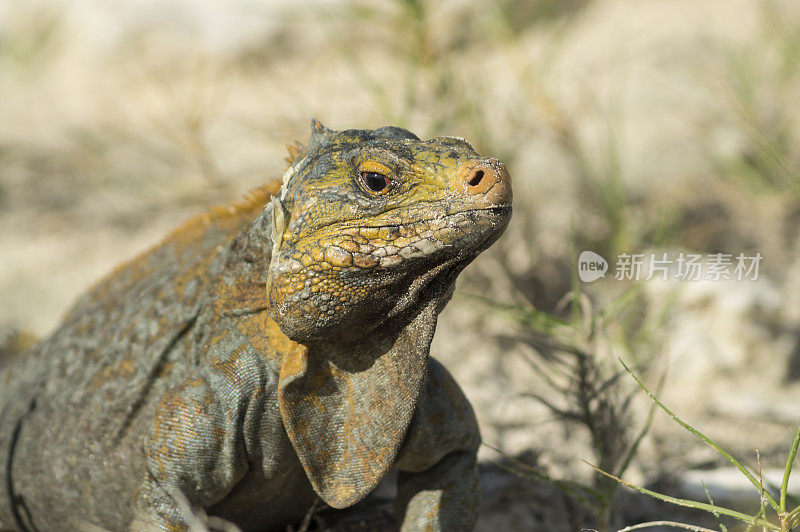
[451,159,511,206]
[460,164,498,195]
[467,170,484,187]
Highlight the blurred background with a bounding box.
[2,0,800,529]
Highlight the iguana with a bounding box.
[0,120,512,531]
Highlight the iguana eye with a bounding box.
[360,171,391,193]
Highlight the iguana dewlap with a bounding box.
[0,121,512,531]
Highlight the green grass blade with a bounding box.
[586,461,780,530]
[785,502,800,527]
[569,233,581,329]
[617,522,717,532]
[619,358,781,512]
[457,292,570,335]
[701,479,727,532]
[780,420,800,512]
[743,506,766,532]
[616,368,666,479]
[598,283,644,325]
[484,443,601,504]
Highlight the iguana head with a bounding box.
[266,119,512,342]
[262,120,511,507]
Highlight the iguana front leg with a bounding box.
[132,356,263,531]
[393,358,481,531]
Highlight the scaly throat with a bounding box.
[276,278,452,507]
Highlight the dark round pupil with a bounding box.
[362,171,388,192]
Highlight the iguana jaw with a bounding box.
[266,205,509,342]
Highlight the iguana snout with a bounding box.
[266,120,512,342]
[451,158,511,210]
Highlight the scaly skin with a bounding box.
[0,121,512,531]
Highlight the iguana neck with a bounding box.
[212,206,275,316]
[215,202,460,507]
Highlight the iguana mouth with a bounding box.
[336,205,512,231]
[485,205,512,217]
